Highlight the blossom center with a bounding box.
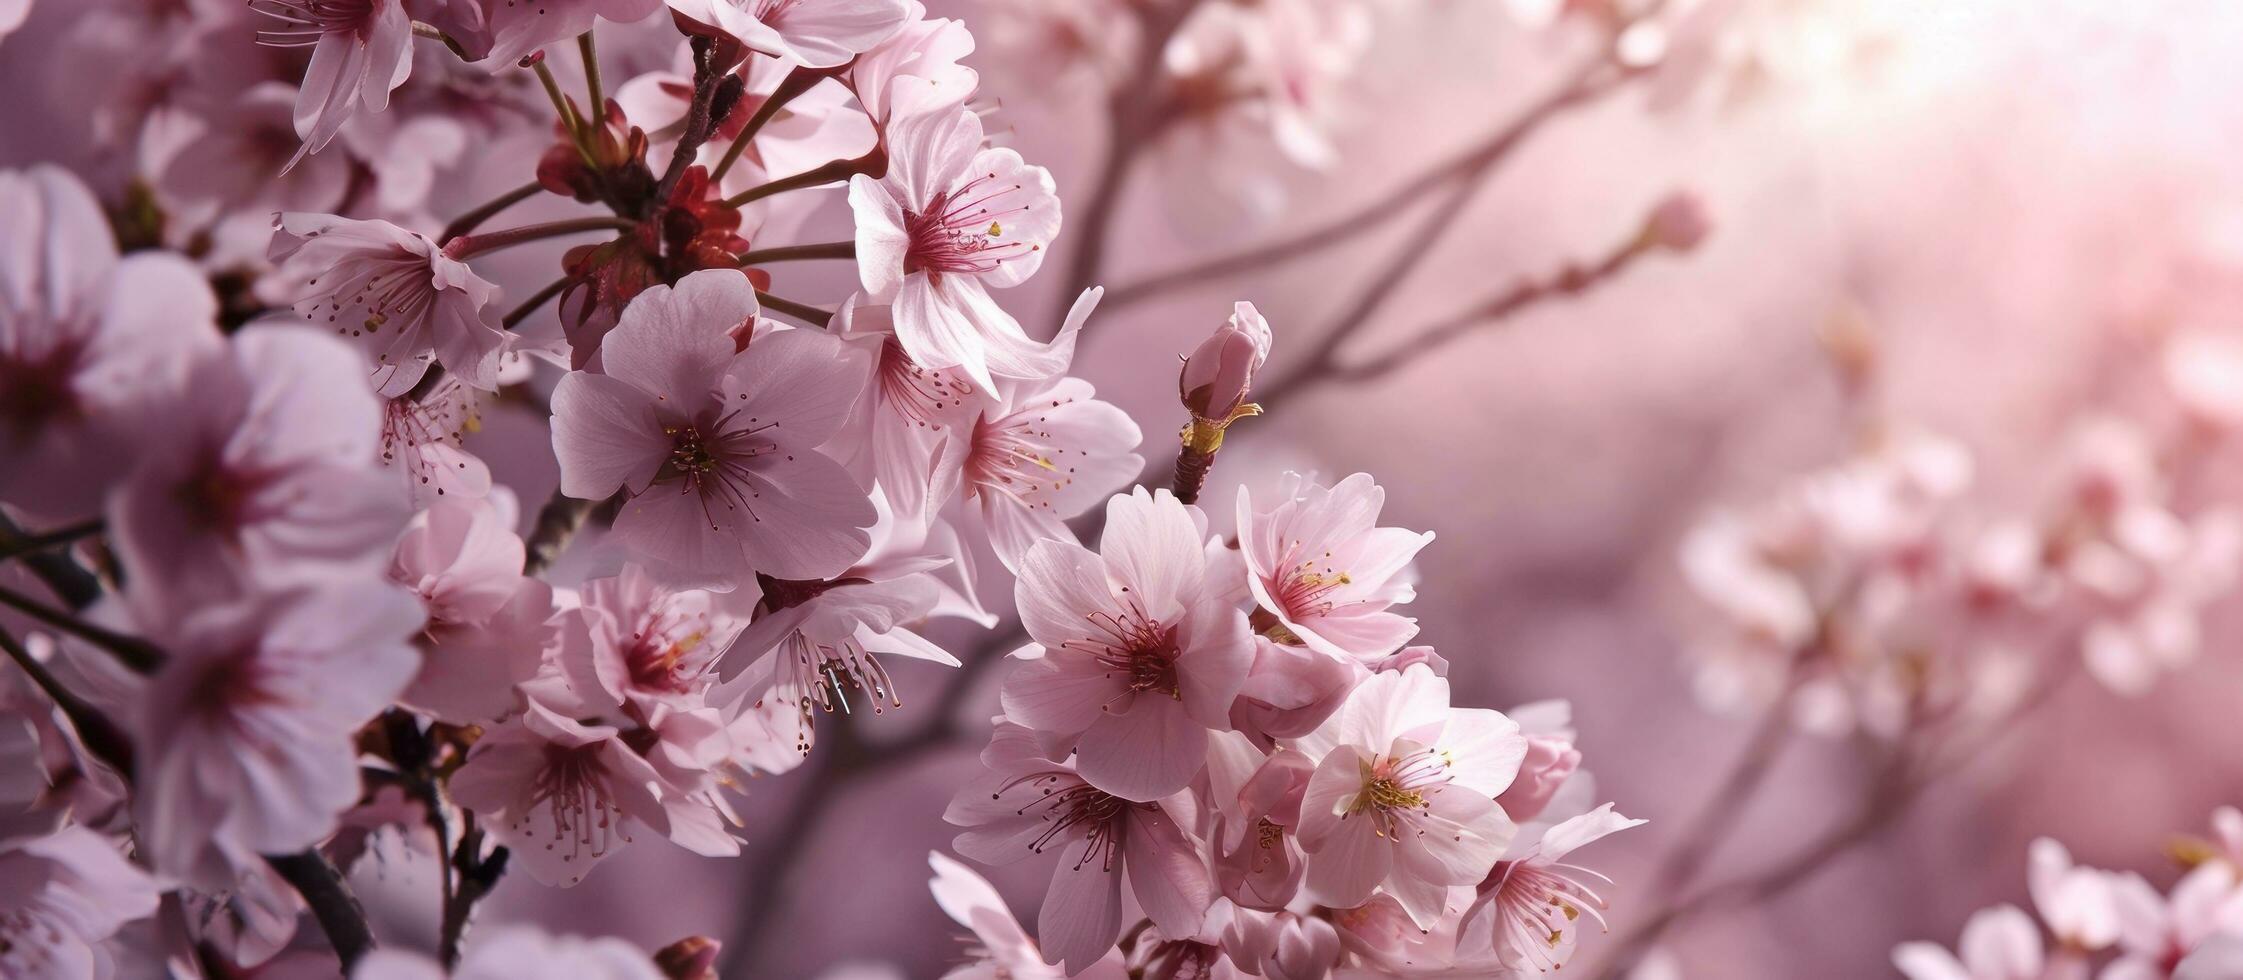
[901,176,1040,280]
[0,343,83,437]
[878,338,973,431]
[525,743,635,870]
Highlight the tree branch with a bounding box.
[266,852,379,972]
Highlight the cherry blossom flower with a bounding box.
[108,326,409,615]
[1207,738,1315,911]
[946,722,1213,974]
[1221,907,1342,980]
[726,520,962,721]
[1001,487,1254,801]
[467,0,667,71]
[1290,664,1527,927]
[0,827,161,979]
[943,367,1144,572]
[248,0,413,169]
[553,563,749,715]
[269,212,513,397]
[2104,862,2243,980]
[2028,837,2121,952]
[390,497,556,723]
[448,700,729,887]
[0,0,25,43]
[380,375,493,504]
[668,0,910,70]
[1229,636,1362,742]
[847,0,978,127]
[928,851,1127,980]
[849,84,1064,390]
[158,84,353,223]
[1495,700,1583,824]
[1239,472,1434,662]
[0,165,220,523]
[550,269,876,586]
[129,581,425,890]
[353,924,665,980]
[1892,904,2048,980]
[1458,803,1644,972]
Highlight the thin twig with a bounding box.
[522,490,597,576]
[754,291,834,328]
[0,627,133,774]
[0,514,102,610]
[504,276,573,330]
[443,216,636,259]
[0,518,104,562]
[438,182,544,245]
[652,37,722,211]
[1055,0,1204,304]
[719,151,880,209]
[711,65,839,184]
[1103,57,1637,310]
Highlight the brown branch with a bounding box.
[267,851,379,972]
[1056,0,1206,305]
[735,241,855,265]
[0,513,102,610]
[0,582,163,673]
[652,37,723,211]
[0,627,133,775]
[1102,57,1638,311]
[712,64,843,184]
[522,489,597,577]
[503,276,573,331]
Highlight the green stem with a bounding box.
[578,32,603,116]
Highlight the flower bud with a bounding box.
[1644,190,1711,252]
[654,935,721,980]
[1180,301,1273,422]
[1495,730,1581,822]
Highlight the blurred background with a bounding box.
[10,0,2243,976]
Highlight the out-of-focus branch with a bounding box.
[267,851,379,972]
[1056,0,1207,305]
[0,582,163,673]
[523,490,596,577]
[1102,57,1638,311]
[0,514,103,610]
[0,627,133,774]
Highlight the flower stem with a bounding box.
[443,217,635,260]
[735,241,855,265]
[754,290,833,328]
[0,518,103,562]
[0,514,101,610]
[0,627,133,774]
[720,150,882,210]
[710,64,838,184]
[0,582,163,673]
[578,31,603,116]
[409,21,472,61]
[438,182,544,245]
[504,276,573,330]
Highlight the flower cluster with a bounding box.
[1679,322,2243,738]
[0,0,1651,976]
[1894,808,2243,980]
[942,477,1640,976]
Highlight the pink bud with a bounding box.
[655,936,721,980]
[1495,731,1582,822]
[1646,190,1711,252]
[1180,301,1273,421]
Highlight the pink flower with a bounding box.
[1892,905,2048,980]
[850,85,1064,391]
[448,700,727,887]
[1208,738,1315,911]
[928,851,1127,980]
[269,212,513,396]
[129,582,425,890]
[1221,907,1341,980]
[2104,863,2243,980]
[668,0,910,69]
[945,722,1213,974]
[550,269,876,586]
[353,924,665,979]
[553,564,748,714]
[2029,838,2121,951]
[830,295,987,523]
[0,0,25,43]
[466,0,667,71]
[1494,700,1582,824]
[1180,301,1272,422]
[109,326,410,615]
[249,0,413,170]
[158,84,353,220]
[847,0,978,126]
[1458,803,1643,972]
[1229,637,1361,742]
[380,375,493,505]
[0,166,219,522]
[390,498,557,723]
[1290,664,1526,927]
[1001,488,1253,801]
[727,528,961,717]
[0,826,161,979]
[1239,472,1433,662]
[943,366,1144,572]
